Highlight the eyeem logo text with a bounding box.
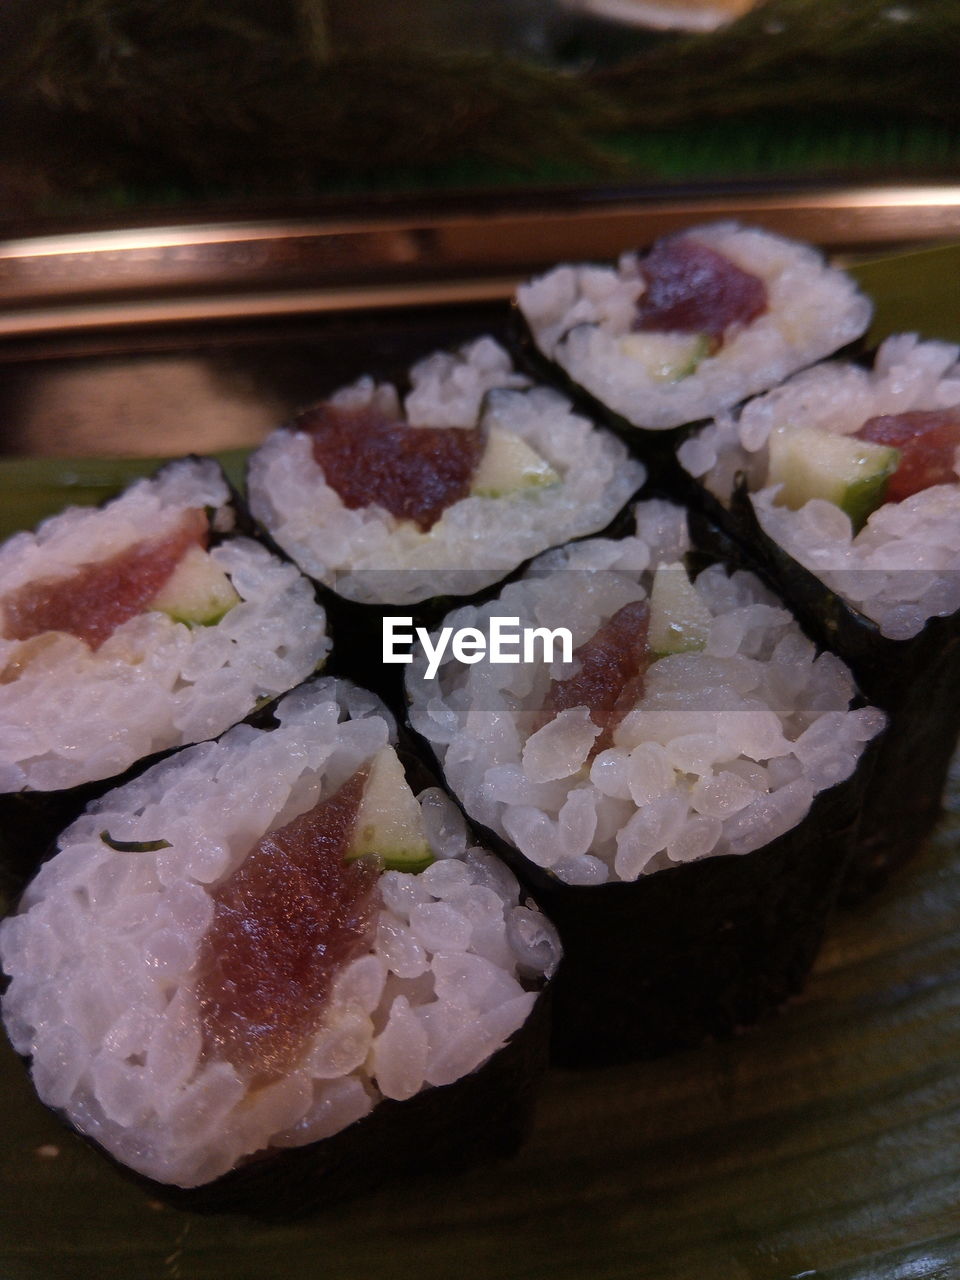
[383,616,573,679]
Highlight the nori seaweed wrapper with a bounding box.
[409,728,876,1068]
[688,479,960,904]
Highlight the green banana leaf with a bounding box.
[0,450,250,543]
[851,242,960,348]
[3,240,960,1280]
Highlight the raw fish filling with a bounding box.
[634,237,768,344]
[195,766,379,1085]
[856,408,960,503]
[0,508,207,650]
[302,401,484,532]
[540,599,651,754]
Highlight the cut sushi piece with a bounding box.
[0,458,330,876]
[247,336,645,608]
[679,333,960,898]
[406,500,884,1063]
[0,679,559,1203]
[515,223,872,450]
[679,335,960,641]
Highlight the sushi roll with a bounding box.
[0,458,329,876]
[0,678,559,1207]
[247,336,646,609]
[515,223,872,478]
[406,500,884,1063]
[678,334,960,897]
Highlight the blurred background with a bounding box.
[1,0,958,227]
[2,0,959,460]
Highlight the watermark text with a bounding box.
[384,616,572,679]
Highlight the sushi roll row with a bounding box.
[0,337,641,1202]
[0,458,329,793]
[1,218,954,1204]
[513,223,960,903]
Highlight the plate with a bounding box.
[3,225,960,1280]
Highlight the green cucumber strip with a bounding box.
[100,831,172,853]
[343,848,436,875]
[844,466,897,532]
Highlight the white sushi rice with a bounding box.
[247,337,645,605]
[0,459,329,793]
[517,222,872,430]
[407,501,884,885]
[678,334,960,639]
[0,678,559,1188]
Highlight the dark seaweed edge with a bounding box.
[405,720,877,1069]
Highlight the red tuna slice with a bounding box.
[540,599,651,754]
[634,237,768,341]
[856,408,960,503]
[1,508,208,651]
[301,401,484,533]
[195,766,380,1085]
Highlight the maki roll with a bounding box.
[0,678,559,1206]
[679,334,960,641]
[406,500,884,1063]
[678,334,960,897]
[247,336,645,609]
[0,458,329,876]
[515,223,871,476]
